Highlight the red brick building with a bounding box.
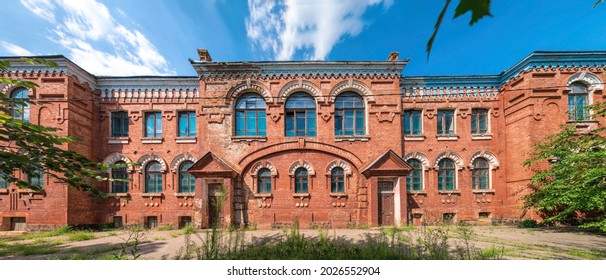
[1,50,605,230]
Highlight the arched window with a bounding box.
[472,158,489,190]
[235,93,266,136]
[111,160,128,193]
[0,172,7,189]
[437,159,455,191]
[10,88,30,122]
[334,92,365,136]
[294,167,308,193]
[145,161,162,193]
[285,92,316,137]
[178,161,195,193]
[569,83,589,121]
[28,168,44,189]
[330,167,344,193]
[257,168,272,193]
[406,159,423,191]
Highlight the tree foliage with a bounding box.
[523,102,606,231]
[1,58,115,197]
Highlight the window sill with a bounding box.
[254,193,272,198]
[407,191,427,195]
[108,193,130,198]
[472,189,495,194]
[18,189,43,194]
[567,120,599,128]
[141,193,163,197]
[141,137,163,144]
[438,190,460,194]
[176,137,197,144]
[293,193,310,198]
[108,137,130,144]
[404,135,425,141]
[175,192,195,197]
[335,135,370,142]
[231,136,267,142]
[329,192,347,198]
[436,135,459,141]
[471,134,493,140]
[0,189,8,194]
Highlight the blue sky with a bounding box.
[1,0,605,77]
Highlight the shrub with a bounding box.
[518,219,539,228]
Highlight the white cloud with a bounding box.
[0,41,34,56]
[246,0,392,60]
[20,0,174,76]
[20,0,56,22]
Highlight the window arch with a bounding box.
[235,93,266,136]
[145,161,163,193]
[568,82,589,121]
[178,160,195,193]
[111,160,128,193]
[285,92,316,137]
[472,158,489,190]
[330,167,344,193]
[437,159,455,191]
[406,159,423,191]
[10,88,30,122]
[334,92,365,136]
[294,167,309,193]
[257,168,272,193]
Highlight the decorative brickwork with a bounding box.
[1,51,606,230]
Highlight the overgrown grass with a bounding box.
[9,225,72,241]
[66,231,95,242]
[564,249,606,260]
[57,245,123,260]
[0,239,62,256]
[173,222,504,260]
[157,225,175,231]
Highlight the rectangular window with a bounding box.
[113,216,123,228]
[437,109,455,135]
[403,110,422,135]
[145,112,162,138]
[178,111,196,137]
[111,111,129,137]
[145,216,158,228]
[471,109,488,134]
[179,216,192,229]
[0,175,6,189]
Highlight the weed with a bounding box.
[112,225,148,260]
[182,225,196,234]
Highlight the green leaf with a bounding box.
[427,0,452,60]
[454,0,492,25]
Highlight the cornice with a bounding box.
[190,60,409,80]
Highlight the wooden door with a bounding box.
[208,183,223,227]
[378,181,395,226]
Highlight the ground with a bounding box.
[0,226,605,260]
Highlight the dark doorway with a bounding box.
[208,183,224,227]
[378,181,395,226]
[10,217,26,231]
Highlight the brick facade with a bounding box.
[1,51,605,230]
